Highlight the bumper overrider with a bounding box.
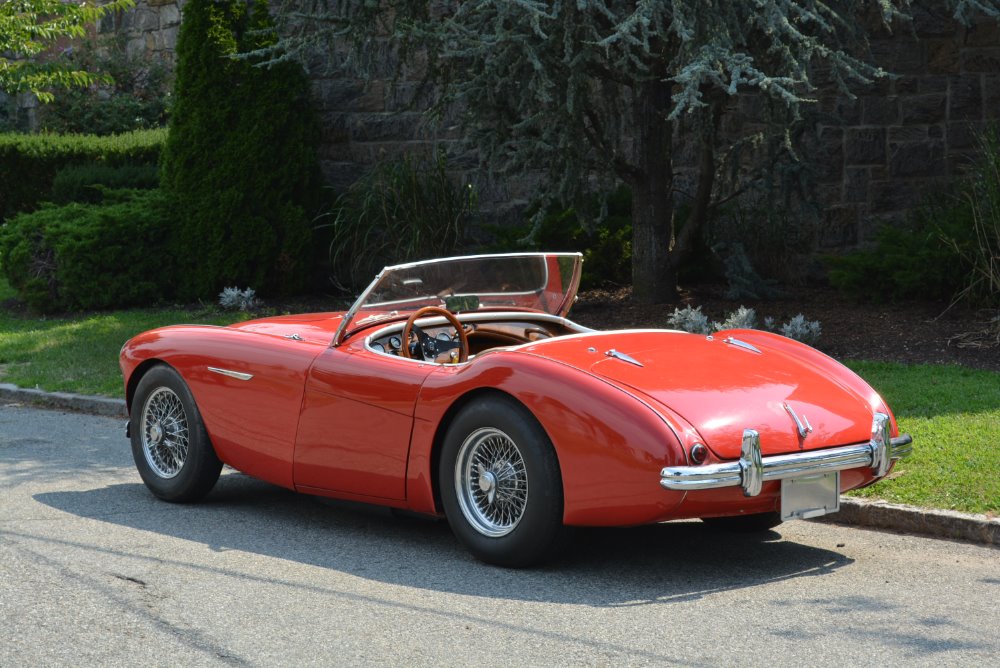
[660,413,913,497]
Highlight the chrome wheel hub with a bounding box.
[140,387,189,479]
[455,428,528,538]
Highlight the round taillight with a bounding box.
[689,443,708,464]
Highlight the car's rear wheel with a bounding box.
[130,365,222,502]
[440,395,567,567]
[702,511,783,533]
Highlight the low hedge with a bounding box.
[50,163,160,204]
[0,129,166,221]
[0,188,176,312]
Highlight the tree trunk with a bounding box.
[675,102,721,270]
[631,78,677,304]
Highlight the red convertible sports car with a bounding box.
[121,252,912,566]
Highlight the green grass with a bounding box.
[845,360,1000,516]
[0,277,245,396]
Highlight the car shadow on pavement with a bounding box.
[34,470,854,608]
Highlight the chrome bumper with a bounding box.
[660,413,913,497]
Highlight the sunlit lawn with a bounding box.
[0,276,245,396]
[1,275,997,514]
[844,361,1000,516]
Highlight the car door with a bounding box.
[292,345,436,500]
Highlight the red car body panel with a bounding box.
[121,308,899,527]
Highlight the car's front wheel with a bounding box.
[440,395,568,567]
[130,364,222,502]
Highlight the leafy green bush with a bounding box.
[0,129,165,221]
[0,189,175,312]
[322,151,476,290]
[37,37,171,136]
[827,215,970,303]
[161,0,322,299]
[50,163,160,204]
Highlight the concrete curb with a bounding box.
[0,383,127,418]
[2,384,996,548]
[813,497,999,546]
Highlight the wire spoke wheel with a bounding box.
[140,387,189,479]
[455,427,528,537]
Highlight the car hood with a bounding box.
[519,331,876,459]
[228,313,345,346]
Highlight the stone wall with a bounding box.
[810,7,1000,248]
[98,0,184,63]
[107,3,1000,250]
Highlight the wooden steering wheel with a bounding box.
[399,306,469,363]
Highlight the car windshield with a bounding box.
[334,253,583,344]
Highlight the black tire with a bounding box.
[702,511,783,533]
[439,395,568,567]
[130,364,222,502]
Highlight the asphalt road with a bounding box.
[1,405,997,667]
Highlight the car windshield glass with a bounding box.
[335,253,582,344]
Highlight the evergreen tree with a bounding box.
[267,0,1000,303]
[162,0,321,299]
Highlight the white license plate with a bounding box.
[781,471,840,521]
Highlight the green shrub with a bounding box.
[50,163,160,204]
[322,151,476,291]
[829,127,1000,306]
[0,129,166,221]
[827,214,971,303]
[161,0,321,299]
[0,189,175,312]
[37,37,171,136]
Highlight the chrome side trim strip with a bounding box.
[660,433,913,496]
[207,367,254,381]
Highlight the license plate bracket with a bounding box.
[781,471,840,521]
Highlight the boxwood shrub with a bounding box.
[0,189,176,312]
[0,129,166,221]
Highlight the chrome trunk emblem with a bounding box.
[784,402,813,439]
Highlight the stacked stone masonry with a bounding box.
[110,2,1000,250]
